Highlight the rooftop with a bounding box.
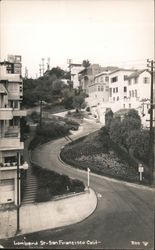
[127,69,146,79]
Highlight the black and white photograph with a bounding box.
[0,0,154,249]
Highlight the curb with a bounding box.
[58,153,154,192]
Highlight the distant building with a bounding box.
[78,64,105,94]
[108,68,136,103]
[69,63,84,89]
[88,71,109,107]
[0,55,28,205]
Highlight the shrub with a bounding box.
[86,107,90,112]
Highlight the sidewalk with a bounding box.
[0,188,97,239]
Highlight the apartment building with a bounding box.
[0,55,27,205]
[69,63,84,89]
[109,68,136,103]
[78,64,105,94]
[88,71,109,107]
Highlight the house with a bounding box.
[68,63,84,89]
[109,68,136,103]
[78,64,105,94]
[0,55,28,205]
[87,71,109,107]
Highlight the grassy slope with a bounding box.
[61,131,140,183]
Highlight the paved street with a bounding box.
[1,119,154,249]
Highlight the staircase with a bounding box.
[22,167,38,205]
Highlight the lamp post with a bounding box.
[87,168,90,188]
[16,152,28,234]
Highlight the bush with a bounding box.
[31,163,85,202]
[86,107,90,112]
[30,111,40,123]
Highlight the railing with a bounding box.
[0,138,24,150]
[0,108,13,120]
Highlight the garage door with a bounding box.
[0,179,14,204]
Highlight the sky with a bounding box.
[0,0,154,78]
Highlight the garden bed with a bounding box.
[31,163,85,202]
[60,131,149,184]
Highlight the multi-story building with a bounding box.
[109,68,136,103]
[0,55,27,205]
[88,71,110,107]
[69,63,84,89]
[78,64,105,94]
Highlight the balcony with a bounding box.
[0,108,13,120]
[8,92,20,100]
[0,162,28,171]
[1,73,22,83]
[0,137,24,151]
[13,109,27,117]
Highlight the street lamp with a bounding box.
[16,152,28,234]
[87,168,90,189]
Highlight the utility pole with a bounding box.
[147,59,155,185]
[42,58,45,75]
[16,151,20,234]
[40,100,43,128]
[39,64,42,77]
[47,57,50,70]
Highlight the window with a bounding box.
[129,91,131,97]
[109,88,112,97]
[98,86,101,91]
[105,76,109,82]
[143,77,149,83]
[135,90,137,97]
[134,78,138,84]
[117,97,119,101]
[113,88,115,93]
[123,104,126,108]
[106,86,109,91]
[111,76,118,83]
[101,86,104,91]
[113,97,115,101]
[132,90,134,97]
[124,75,128,81]
[124,86,127,92]
[129,104,131,108]
[116,87,118,93]
[128,79,131,85]
[100,77,103,82]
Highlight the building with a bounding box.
[87,67,151,128]
[87,71,109,107]
[109,68,136,103]
[69,63,84,89]
[78,64,105,94]
[0,55,27,205]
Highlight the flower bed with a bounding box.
[60,131,142,183]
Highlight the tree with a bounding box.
[82,60,90,68]
[109,118,122,145]
[73,94,86,112]
[105,109,113,130]
[99,126,110,152]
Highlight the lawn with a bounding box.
[60,131,141,183]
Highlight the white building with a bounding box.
[87,68,151,128]
[69,63,84,89]
[109,68,136,102]
[0,56,28,205]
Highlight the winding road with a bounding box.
[3,119,155,249]
[30,119,154,250]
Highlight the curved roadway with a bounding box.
[30,119,154,250]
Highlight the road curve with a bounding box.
[30,119,155,250]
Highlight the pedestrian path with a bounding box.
[22,167,38,205]
[0,188,97,239]
[22,130,38,205]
